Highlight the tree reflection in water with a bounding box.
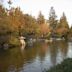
[49,40,68,66]
[49,41,58,66]
[0,40,72,72]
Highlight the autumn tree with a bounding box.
[58,13,69,29]
[37,11,49,38]
[55,12,69,39]
[70,26,72,37]
[70,26,72,33]
[23,14,39,37]
[68,26,72,38]
[7,7,25,36]
[57,12,69,38]
[0,5,10,35]
[0,5,12,45]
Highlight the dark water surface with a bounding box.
[0,40,72,72]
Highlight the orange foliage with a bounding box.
[39,23,51,34]
[56,28,68,34]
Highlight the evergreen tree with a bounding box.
[59,12,69,29]
[49,7,58,37]
[37,11,45,24]
[49,7,57,28]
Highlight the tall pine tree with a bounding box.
[49,7,58,37]
[37,11,45,25]
[59,12,69,29]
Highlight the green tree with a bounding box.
[49,7,58,37]
[37,11,45,25]
[49,7,57,28]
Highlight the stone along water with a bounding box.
[0,40,72,72]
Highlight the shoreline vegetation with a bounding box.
[0,1,72,48]
[46,58,72,72]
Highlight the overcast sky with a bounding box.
[3,0,72,27]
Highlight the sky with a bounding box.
[3,0,72,27]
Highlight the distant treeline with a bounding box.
[0,4,72,47]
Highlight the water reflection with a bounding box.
[67,42,72,58]
[59,41,68,59]
[8,65,16,72]
[49,40,68,66]
[49,41,58,66]
[0,40,72,72]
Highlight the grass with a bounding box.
[46,58,72,72]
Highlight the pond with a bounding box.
[0,40,72,72]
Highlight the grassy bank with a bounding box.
[47,58,72,72]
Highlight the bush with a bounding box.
[8,36,20,47]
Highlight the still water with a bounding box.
[0,40,72,72]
